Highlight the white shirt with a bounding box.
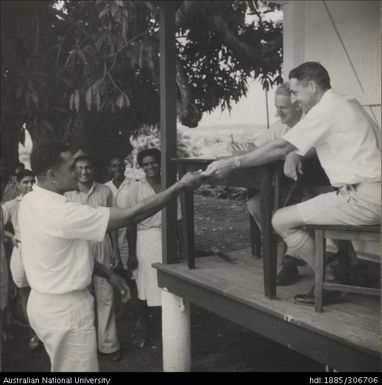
[126,179,162,230]
[2,195,22,239]
[105,178,131,207]
[65,183,113,260]
[283,89,381,187]
[254,120,292,147]
[126,178,181,230]
[19,184,110,294]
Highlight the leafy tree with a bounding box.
[1,0,282,178]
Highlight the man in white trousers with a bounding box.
[19,140,202,371]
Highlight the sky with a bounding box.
[198,79,277,128]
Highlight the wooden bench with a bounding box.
[304,224,380,312]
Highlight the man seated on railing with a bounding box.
[203,62,381,306]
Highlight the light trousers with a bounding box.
[27,289,98,372]
[272,183,381,269]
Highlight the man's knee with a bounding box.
[272,206,303,236]
[272,209,285,235]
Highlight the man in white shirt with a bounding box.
[247,83,307,285]
[19,140,202,371]
[2,169,41,350]
[203,62,381,306]
[104,155,134,272]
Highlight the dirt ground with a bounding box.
[2,195,323,372]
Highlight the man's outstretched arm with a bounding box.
[203,139,297,180]
[107,171,202,232]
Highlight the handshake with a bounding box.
[179,170,205,191]
[179,158,235,191]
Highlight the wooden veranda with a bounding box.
[154,250,380,371]
[156,2,381,372]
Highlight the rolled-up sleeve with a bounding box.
[61,202,110,242]
[283,104,331,156]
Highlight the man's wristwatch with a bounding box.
[233,156,241,169]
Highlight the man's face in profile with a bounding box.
[289,78,317,113]
[275,94,300,126]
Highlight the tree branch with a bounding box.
[49,7,96,42]
[212,14,260,60]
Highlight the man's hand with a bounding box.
[202,157,236,179]
[180,171,203,190]
[284,152,303,181]
[127,253,138,273]
[110,248,121,269]
[108,271,130,303]
[11,235,19,248]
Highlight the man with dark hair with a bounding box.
[2,169,40,350]
[105,155,131,273]
[203,61,381,305]
[19,140,202,371]
[2,162,25,202]
[137,148,161,168]
[288,61,331,92]
[66,156,122,361]
[125,148,177,347]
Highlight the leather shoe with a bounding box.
[282,255,307,267]
[294,286,345,306]
[277,260,299,286]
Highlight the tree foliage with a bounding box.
[1,0,282,174]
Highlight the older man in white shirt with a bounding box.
[19,141,202,372]
[247,83,309,285]
[203,61,381,306]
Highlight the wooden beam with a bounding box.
[159,1,178,264]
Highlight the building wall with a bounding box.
[281,0,381,125]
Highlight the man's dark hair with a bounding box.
[74,154,94,166]
[109,155,124,165]
[289,62,331,90]
[30,141,69,176]
[137,148,161,167]
[16,169,34,183]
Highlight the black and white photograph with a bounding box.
[0,0,381,376]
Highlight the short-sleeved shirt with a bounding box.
[65,183,113,259]
[254,120,292,148]
[126,179,162,230]
[126,178,181,230]
[19,184,110,294]
[2,195,22,239]
[105,178,131,207]
[283,89,381,187]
